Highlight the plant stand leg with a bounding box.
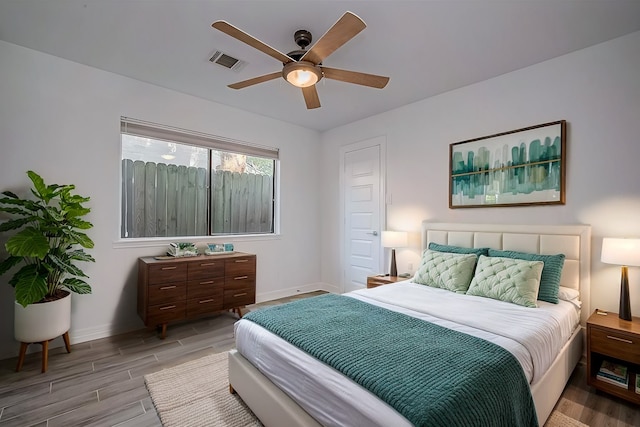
[41,340,49,373]
[62,331,71,353]
[16,342,28,372]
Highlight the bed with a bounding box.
[228,222,591,426]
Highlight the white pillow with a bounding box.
[557,286,581,309]
[557,286,579,301]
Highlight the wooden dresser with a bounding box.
[138,252,256,338]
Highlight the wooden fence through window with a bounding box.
[121,159,273,238]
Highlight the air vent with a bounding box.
[209,51,246,72]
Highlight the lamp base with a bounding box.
[619,266,632,321]
[390,249,397,277]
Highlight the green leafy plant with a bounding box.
[0,171,95,307]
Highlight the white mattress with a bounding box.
[235,283,580,427]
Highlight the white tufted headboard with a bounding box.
[421,222,591,324]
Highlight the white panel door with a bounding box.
[343,142,382,292]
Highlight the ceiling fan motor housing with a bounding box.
[294,30,312,49]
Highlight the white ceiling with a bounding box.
[2,0,640,132]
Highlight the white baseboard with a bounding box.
[0,283,340,361]
[0,322,142,361]
[70,322,142,345]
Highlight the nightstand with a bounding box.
[586,309,640,404]
[366,275,406,289]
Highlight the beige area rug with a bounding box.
[145,352,261,427]
[145,351,587,427]
[544,411,589,427]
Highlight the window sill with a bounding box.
[112,233,281,249]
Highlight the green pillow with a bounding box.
[428,242,489,257]
[488,249,565,304]
[467,256,544,308]
[413,250,477,293]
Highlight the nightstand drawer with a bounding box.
[367,278,390,288]
[590,327,640,364]
[366,275,406,288]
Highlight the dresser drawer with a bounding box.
[148,282,186,305]
[147,300,186,325]
[224,288,256,307]
[590,326,640,364]
[187,295,224,317]
[225,256,256,276]
[148,263,188,285]
[225,274,255,290]
[188,259,225,280]
[187,278,224,300]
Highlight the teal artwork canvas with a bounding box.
[449,120,566,208]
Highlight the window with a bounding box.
[120,118,278,238]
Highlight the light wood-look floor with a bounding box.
[0,291,638,427]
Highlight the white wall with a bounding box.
[0,41,323,359]
[320,31,640,318]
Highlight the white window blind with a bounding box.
[120,117,279,160]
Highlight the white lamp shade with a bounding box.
[601,238,640,267]
[381,231,408,248]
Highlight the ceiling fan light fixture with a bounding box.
[283,61,322,88]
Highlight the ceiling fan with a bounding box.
[212,11,390,109]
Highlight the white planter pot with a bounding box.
[14,292,71,343]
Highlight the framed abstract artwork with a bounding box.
[449,120,566,208]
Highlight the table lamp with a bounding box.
[381,231,408,277]
[601,237,640,321]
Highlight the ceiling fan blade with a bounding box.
[301,11,366,65]
[302,86,321,109]
[228,71,282,89]
[212,21,294,64]
[322,67,389,89]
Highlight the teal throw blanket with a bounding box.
[244,293,538,427]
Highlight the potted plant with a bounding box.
[0,171,95,371]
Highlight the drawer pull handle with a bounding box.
[235,260,249,263]
[200,262,217,266]
[606,335,633,344]
[161,266,177,270]
[199,299,215,304]
[234,293,247,297]
[159,305,176,310]
[234,276,248,280]
[200,281,214,285]
[160,285,176,290]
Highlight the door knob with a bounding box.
[366,231,378,236]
